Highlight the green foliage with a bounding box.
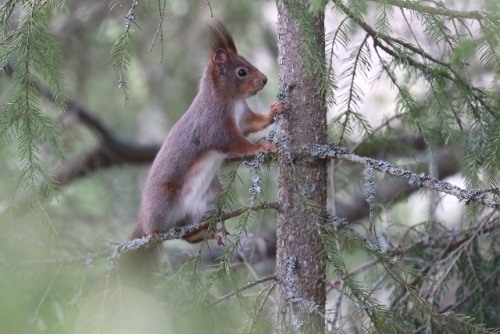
[110,0,141,102]
[452,237,500,330]
[300,189,500,333]
[373,0,394,35]
[301,196,428,332]
[0,1,65,200]
[2,1,500,333]
[332,33,373,144]
[329,0,500,188]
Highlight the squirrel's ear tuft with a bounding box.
[209,22,237,56]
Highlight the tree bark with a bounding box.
[276,1,328,333]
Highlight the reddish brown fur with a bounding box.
[132,23,286,244]
[240,102,286,136]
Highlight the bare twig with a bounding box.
[439,268,500,313]
[331,291,343,327]
[149,0,167,57]
[326,260,377,293]
[54,141,160,186]
[32,264,63,322]
[205,0,213,17]
[36,196,58,236]
[425,211,493,301]
[210,273,277,305]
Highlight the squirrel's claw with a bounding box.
[271,101,287,115]
[260,141,277,153]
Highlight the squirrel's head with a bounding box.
[208,22,267,99]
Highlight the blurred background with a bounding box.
[0,1,284,333]
[1,0,500,332]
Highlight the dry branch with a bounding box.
[4,201,281,268]
[312,144,500,211]
[210,274,277,305]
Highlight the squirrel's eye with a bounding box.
[237,68,247,77]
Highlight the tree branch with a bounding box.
[334,0,495,116]
[36,84,162,185]
[439,268,500,313]
[337,145,459,222]
[126,200,281,249]
[388,214,500,257]
[326,260,377,293]
[54,141,160,186]
[312,144,500,211]
[110,200,281,260]
[368,0,499,21]
[48,96,274,185]
[210,274,277,305]
[3,201,282,268]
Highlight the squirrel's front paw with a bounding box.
[271,101,287,115]
[260,141,277,153]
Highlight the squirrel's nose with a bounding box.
[255,75,267,87]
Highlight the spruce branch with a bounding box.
[422,211,493,302]
[478,19,500,67]
[373,47,426,135]
[246,283,276,332]
[368,0,500,21]
[385,211,500,291]
[0,2,65,198]
[336,33,371,145]
[312,144,500,211]
[334,0,496,118]
[439,268,500,313]
[326,16,348,106]
[114,201,280,258]
[335,0,451,70]
[2,201,281,268]
[325,259,377,293]
[111,0,140,100]
[0,0,17,26]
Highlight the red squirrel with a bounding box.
[130,23,286,245]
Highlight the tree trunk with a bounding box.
[276,1,328,333]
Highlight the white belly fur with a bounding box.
[181,150,226,221]
[233,99,246,129]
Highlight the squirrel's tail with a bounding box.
[117,226,162,287]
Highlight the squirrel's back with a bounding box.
[136,23,269,238]
[122,22,286,284]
